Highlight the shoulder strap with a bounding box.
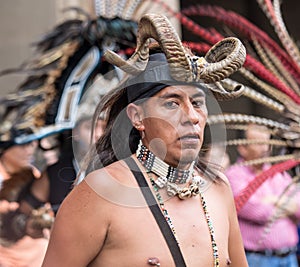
[124,157,187,267]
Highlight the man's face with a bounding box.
[242,126,271,161]
[140,85,207,168]
[73,118,106,155]
[2,141,38,170]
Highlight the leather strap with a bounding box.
[124,157,187,267]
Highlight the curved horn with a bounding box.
[207,80,245,101]
[104,14,246,84]
[198,37,246,83]
[104,13,192,78]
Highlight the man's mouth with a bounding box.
[180,133,200,140]
[179,134,200,145]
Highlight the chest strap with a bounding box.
[124,157,187,267]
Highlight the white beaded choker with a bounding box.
[136,140,206,199]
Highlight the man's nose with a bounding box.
[182,104,200,125]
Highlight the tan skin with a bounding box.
[0,141,38,177]
[42,85,248,267]
[237,124,271,174]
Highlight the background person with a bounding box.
[0,141,39,189]
[226,123,300,267]
[0,147,52,267]
[0,141,41,214]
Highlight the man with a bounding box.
[42,14,248,267]
[226,124,300,267]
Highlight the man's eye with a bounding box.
[193,99,205,107]
[164,101,178,108]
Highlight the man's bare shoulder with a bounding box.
[81,158,147,208]
[55,160,130,219]
[217,171,230,186]
[208,171,236,207]
[84,158,137,187]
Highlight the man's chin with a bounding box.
[179,149,199,165]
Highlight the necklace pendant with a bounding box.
[190,184,200,196]
[166,183,178,196]
[178,188,192,200]
[155,176,167,188]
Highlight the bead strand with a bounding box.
[200,193,220,267]
[149,173,220,267]
[149,174,179,243]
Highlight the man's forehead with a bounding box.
[156,84,206,97]
[247,127,271,139]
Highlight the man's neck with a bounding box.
[250,163,264,174]
[136,141,195,184]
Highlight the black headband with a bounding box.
[125,53,207,103]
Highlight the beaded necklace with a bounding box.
[136,140,193,185]
[148,173,179,243]
[136,141,205,199]
[137,142,220,267]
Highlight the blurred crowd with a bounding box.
[0,113,107,267]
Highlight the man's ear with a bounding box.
[126,103,145,131]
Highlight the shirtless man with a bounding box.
[42,14,248,267]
